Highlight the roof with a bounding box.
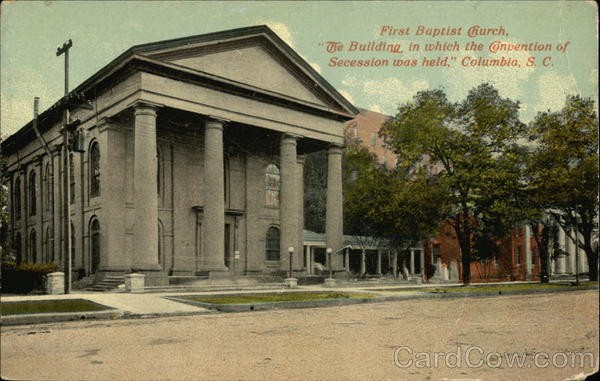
[2,25,359,156]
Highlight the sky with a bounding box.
[1,1,598,138]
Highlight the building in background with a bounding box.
[344,109,588,282]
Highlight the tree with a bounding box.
[343,140,447,277]
[304,150,327,233]
[381,84,527,285]
[529,95,599,281]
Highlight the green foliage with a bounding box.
[304,151,327,233]
[1,262,60,294]
[343,140,447,255]
[381,84,528,284]
[529,95,599,280]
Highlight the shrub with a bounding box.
[1,262,60,294]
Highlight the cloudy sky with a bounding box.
[1,1,597,138]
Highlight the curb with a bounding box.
[1,309,124,326]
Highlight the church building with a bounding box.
[2,26,358,285]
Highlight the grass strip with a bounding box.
[374,281,598,294]
[181,292,376,305]
[1,299,112,316]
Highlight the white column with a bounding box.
[202,118,227,272]
[310,247,315,274]
[525,225,533,280]
[566,228,575,274]
[420,249,425,276]
[409,249,415,275]
[326,145,343,270]
[297,156,305,270]
[556,226,566,274]
[280,134,298,271]
[392,250,398,278]
[360,249,366,275]
[132,102,160,272]
[344,248,350,272]
[304,245,311,274]
[376,250,382,274]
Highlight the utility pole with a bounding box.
[574,205,580,286]
[57,39,73,294]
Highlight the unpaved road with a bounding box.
[2,290,598,381]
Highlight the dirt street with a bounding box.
[1,290,598,381]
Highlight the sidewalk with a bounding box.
[1,279,596,325]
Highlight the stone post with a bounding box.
[132,102,163,281]
[280,134,298,271]
[409,249,415,275]
[46,272,64,295]
[326,145,343,270]
[376,250,382,275]
[202,118,228,274]
[125,273,145,293]
[392,250,398,278]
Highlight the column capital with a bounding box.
[328,144,344,155]
[206,115,230,126]
[281,133,300,146]
[129,100,163,114]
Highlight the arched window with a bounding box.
[14,232,22,265]
[45,226,54,263]
[89,142,100,197]
[14,176,21,220]
[69,154,75,204]
[29,170,36,216]
[265,164,280,207]
[29,229,37,263]
[265,226,280,261]
[45,163,53,214]
[90,218,100,273]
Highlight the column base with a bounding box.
[207,270,233,280]
[130,268,168,286]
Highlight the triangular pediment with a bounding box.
[168,44,326,105]
[133,26,356,114]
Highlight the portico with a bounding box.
[2,26,357,286]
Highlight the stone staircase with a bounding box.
[86,275,125,292]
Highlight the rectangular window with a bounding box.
[432,244,441,264]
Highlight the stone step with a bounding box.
[85,275,125,292]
